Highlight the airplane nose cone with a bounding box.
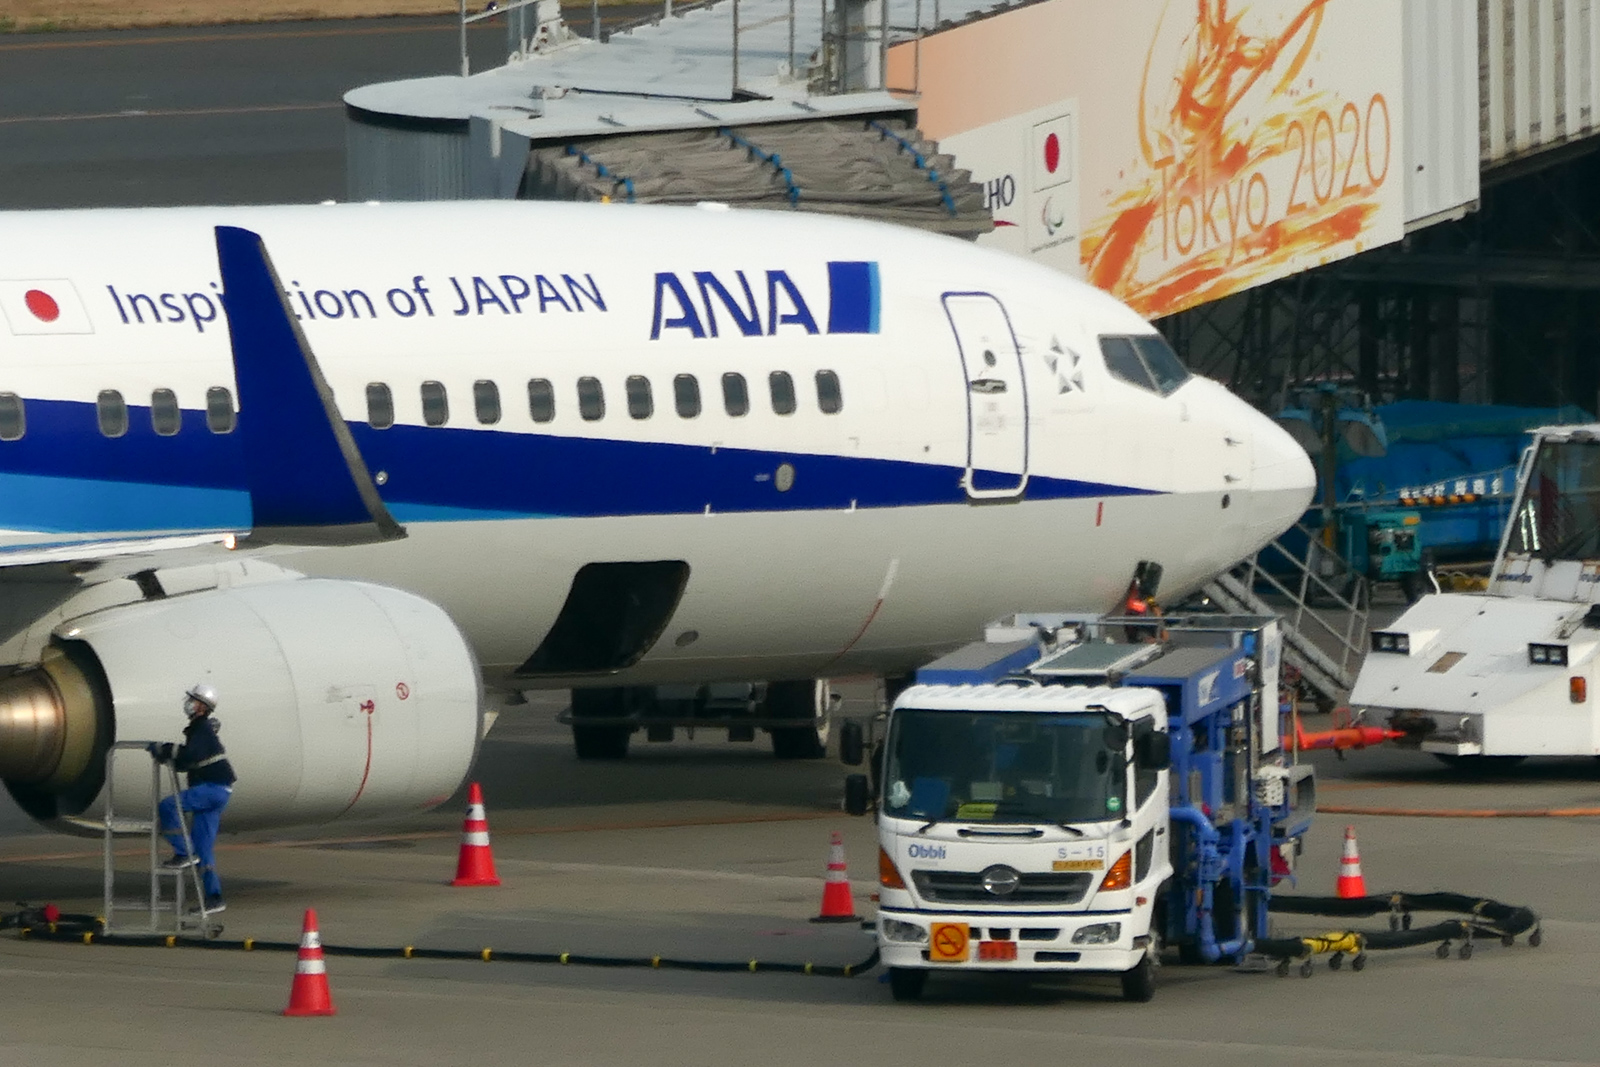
[1253,408,1317,496]
[1244,407,1316,551]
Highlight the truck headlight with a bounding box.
[1370,631,1410,654]
[1529,643,1569,666]
[1070,922,1122,945]
[881,919,928,944]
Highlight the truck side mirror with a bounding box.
[839,720,865,766]
[1136,731,1171,769]
[843,773,871,816]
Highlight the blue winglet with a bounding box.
[215,225,403,545]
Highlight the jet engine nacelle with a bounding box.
[0,578,481,831]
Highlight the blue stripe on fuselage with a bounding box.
[0,397,1156,533]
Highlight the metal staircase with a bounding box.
[1204,524,1370,710]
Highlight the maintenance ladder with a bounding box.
[102,740,222,940]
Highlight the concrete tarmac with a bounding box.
[0,7,693,210]
[2,691,1598,1067]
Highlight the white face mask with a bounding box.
[184,698,207,719]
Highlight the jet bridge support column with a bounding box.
[830,0,886,91]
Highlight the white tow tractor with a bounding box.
[1351,424,1600,761]
[840,613,1315,1002]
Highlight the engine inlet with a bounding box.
[0,670,66,782]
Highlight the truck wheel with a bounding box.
[571,688,632,760]
[768,680,832,759]
[888,967,927,1002]
[1120,951,1156,1002]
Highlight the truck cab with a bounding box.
[858,614,1313,1003]
[876,683,1172,1001]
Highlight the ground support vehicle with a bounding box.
[850,613,1316,1002]
[1352,424,1600,761]
[557,680,838,760]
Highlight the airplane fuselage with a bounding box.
[0,201,1313,688]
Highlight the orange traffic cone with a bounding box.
[283,909,336,1017]
[811,831,860,923]
[1336,825,1368,899]
[451,782,501,887]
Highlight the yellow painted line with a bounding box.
[0,101,342,126]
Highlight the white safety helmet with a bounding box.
[184,683,219,716]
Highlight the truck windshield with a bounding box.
[1506,439,1600,561]
[883,709,1127,826]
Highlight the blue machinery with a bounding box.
[914,613,1316,964]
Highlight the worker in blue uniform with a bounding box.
[150,683,236,914]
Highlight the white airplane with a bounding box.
[0,201,1312,834]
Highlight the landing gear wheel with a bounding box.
[1529,928,1543,948]
[1299,959,1314,978]
[888,967,927,1002]
[1351,952,1367,972]
[570,687,634,760]
[1328,952,1343,971]
[1436,942,1451,959]
[1459,941,1473,960]
[1275,958,1291,978]
[1119,946,1158,1003]
[768,680,832,759]
[1501,934,1515,948]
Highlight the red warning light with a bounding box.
[24,289,59,323]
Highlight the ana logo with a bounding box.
[650,261,879,340]
[907,842,947,860]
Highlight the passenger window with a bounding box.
[815,370,843,414]
[769,371,796,415]
[626,375,653,420]
[97,389,127,438]
[0,393,24,442]
[205,386,235,434]
[1101,334,1191,395]
[366,383,394,429]
[577,376,605,421]
[674,374,701,418]
[528,378,555,423]
[474,380,501,425]
[421,381,449,427]
[722,372,749,417]
[151,388,181,436]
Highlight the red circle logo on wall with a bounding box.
[24,289,60,322]
[1043,132,1061,175]
[396,682,410,700]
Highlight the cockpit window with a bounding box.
[1099,333,1191,396]
[1100,337,1155,391]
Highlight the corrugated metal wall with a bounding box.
[1405,0,1481,227]
[1482,0,1600,165]
[346,117,471,201]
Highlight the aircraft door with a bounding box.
[943,293,1028,499]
